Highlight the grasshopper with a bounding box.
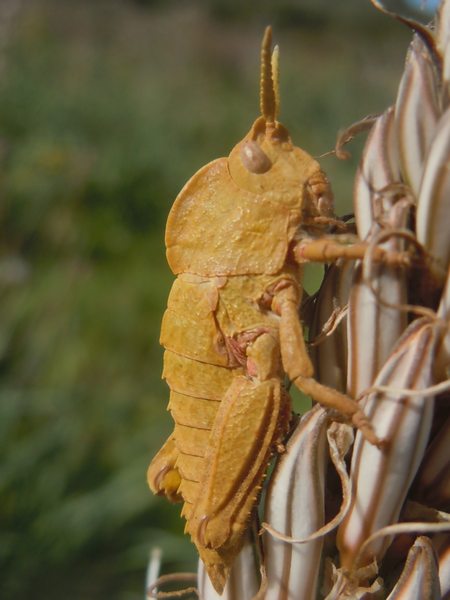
[147,27,397,594]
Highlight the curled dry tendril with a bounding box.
[362,228,439,320]
[147,573,198,599]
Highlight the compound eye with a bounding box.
[240,140,272,174]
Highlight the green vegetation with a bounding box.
[0,1,413,598]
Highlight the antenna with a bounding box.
[259,26,280,123]
[271,44,280,121]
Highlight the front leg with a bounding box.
[271,280,382,448]
[294,234,410,266]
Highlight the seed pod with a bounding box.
[416,107,450,274]
[353,107,401,241]
[386,536,441,600]
[346,250,408,399]
[437,0,450,92]
[395,35,441,198]
[412,268,450,513]
[197,531,260,600]
[338,316,446,570]
[433,535,450,598]
[438,267,450,376]
[350,105,409,397]
[263,409,356,600]
[263,407,329,600]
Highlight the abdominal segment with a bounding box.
[163,350,241,517]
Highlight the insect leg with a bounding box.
[188,375,289,554]
[272,282,382,447]
[294,236,410,266]
[147,433,183,503]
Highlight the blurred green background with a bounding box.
[0,0,431,598]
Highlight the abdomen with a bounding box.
[160,273,281,516]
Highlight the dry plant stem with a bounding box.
[147,573,198,599]
[403,500,450,523]
[355,521,450,571]
[360,379,450,400]
[308,304,348,348]
[147,549,163,597]
[334,114,380,160]
[369,0,441,66]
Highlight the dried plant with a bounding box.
[148,1,450,598]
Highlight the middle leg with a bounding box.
[270,279,382,447]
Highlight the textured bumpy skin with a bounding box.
[147,28,375,593]
[150,125,327,590]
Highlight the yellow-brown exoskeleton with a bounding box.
[148,27,385,593]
